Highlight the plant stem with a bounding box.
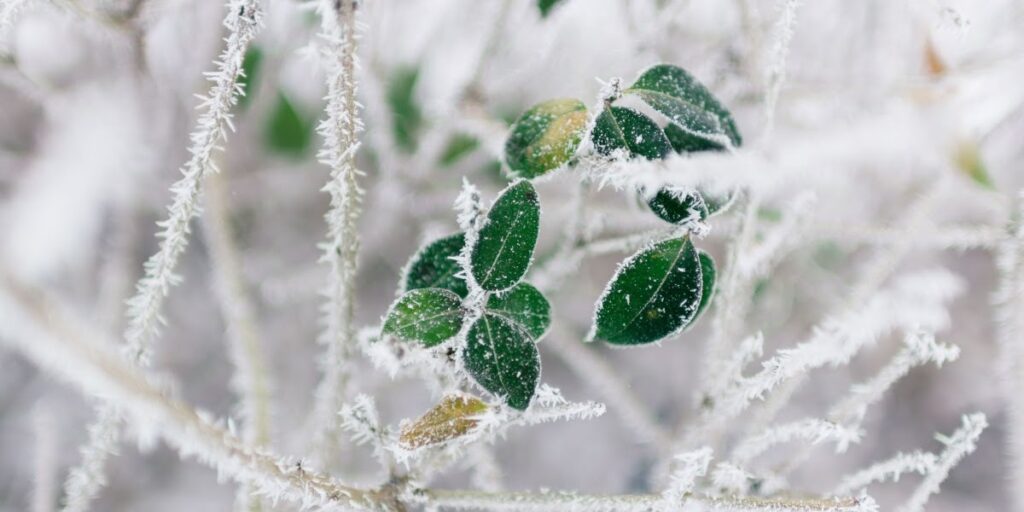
[310,0,365,462]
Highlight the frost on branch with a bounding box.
[732,418,862,464]
[310,0,366,459]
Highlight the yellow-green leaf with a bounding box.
[399,395,488,449]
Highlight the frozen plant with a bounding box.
[0,0,1020,511]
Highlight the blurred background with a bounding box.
[1,0,1023,510]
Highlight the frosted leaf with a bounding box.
[382,288,465,346]
[403,233,468,298]
[504,99,588,179]
[470,180,540,292]
[694,250,716,321]
[647,187,709,225]
[591,236,704,345]
[463,313,541,410]
[485,283,551,340]
[625,64,742,148]
[591,106,672,160]
[399,395,487,450]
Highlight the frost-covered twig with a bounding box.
[58,2,264,510]
[310,0,365,458]
[60,405,120,512]
[762,0,801,139]
[994,190,1024,511]
[124,0,262,364]
[340,395,396,474]
[0,271,391,511]
[769,331,959,479]
[833,451,937,496]
[203,170,273,511]
[731,419,862,464]
[897,413,987,512]
[829,331,959,425]
[661,448,713,509]
[423,488,870,512]
[202,170,273,448]
[680,270,961,452]
[545,323,672,449]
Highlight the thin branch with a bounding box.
[422,488,870,512]
[202,169,274,512]
[897,413,987,512]
[0,271,391,512]
[545,323,673,450]
[124,0,263,365]
[310,0,365,459]
[993,189,1024,511]
[60,2,265,509]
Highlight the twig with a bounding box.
[423,488,869,512]
[310,0,366,462]
[0,271,392,512]
[202,169,274,512]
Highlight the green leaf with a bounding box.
[382,288,465,347]
[664,122,725,153]
[404,233,468,298]
[591,236,703,345]
[238,46,263,109]
[538,0,565,17]
[505,98,588,179]
[486,283,551,339]
[695,250,716,320]
[626,64,742,148]
[647,188,708,224]
[591,106,672,160]
[265,92,314,156]
[388,66,423,153]
[439,133,480,167]
[463,313,541,410]
[471,180,540,292]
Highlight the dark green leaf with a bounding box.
[591,106,672,160]
[591,236,703,345]
[404,233,468,298]
[463,313,540,410]
[388,66,423,153]
[486,283,551,339]
[695,250,716,320]
[647,188,708,224]
[471,180,540,291]
[626,64,742,148]
[238,47,263,109]
[383,288,465,347]
[538,0,565,17]
[505,98,588,179]
[439,133,480,167]
[664,121,725,153]
[265,92,314,156]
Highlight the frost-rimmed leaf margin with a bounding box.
[382,288,466,347]
[398,394,488,449]
[694,250,716,321]
[625,63,742,149]
[504,98,588,179]
[591,106,672,160]
[401,232,468,298]
[470,179,541,292]
[486,282,551,340]
[646,187,709,224]
[463,312,542,410]
[588,235,704,345]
